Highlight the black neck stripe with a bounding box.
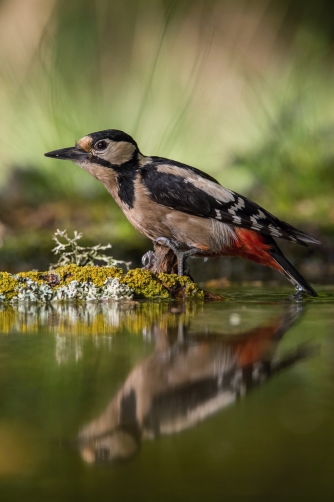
[90,155,139,172]
[90,156,114,169]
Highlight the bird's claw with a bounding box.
[155,237,179,253]
[155,237,198,276]
[142,250,156,269]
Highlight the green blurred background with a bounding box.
[0,0,333,281]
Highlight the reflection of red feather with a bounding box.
[229,228,282,271]
[235,322,281,366]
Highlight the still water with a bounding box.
[0,288,333,502]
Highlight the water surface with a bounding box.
[0,288,333,501]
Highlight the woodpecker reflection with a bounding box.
[77,304,314,464]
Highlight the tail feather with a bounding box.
[280,220,320,247]
[269,242,317,297]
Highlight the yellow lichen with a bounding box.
[122,269,170,299]
[53,264,124,287]
[0,272,18,300]
[157,273,205,299]
[16,271,45,283]
[0,265,205,302]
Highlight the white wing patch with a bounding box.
[250,209,267,231]
[188,176,235,203]
[268,224,283,238]
[250,216,263,231]
[227,197,245,225]
[232,215,242,224]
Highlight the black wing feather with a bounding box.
[141,165,320,247]
[141,169,212,217]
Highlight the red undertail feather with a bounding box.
[229,228,317,296]
[232,228,281,270]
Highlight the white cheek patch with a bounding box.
[97,141,136,165]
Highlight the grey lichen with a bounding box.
[54,278,133,302]
[8,275,134,304]
[51,229,131,270]
[16,277,54,303]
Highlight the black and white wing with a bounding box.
[141,160,320,247]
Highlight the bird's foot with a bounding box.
[155,237,198,276]
[142,250,156,269]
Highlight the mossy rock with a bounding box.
[0,264,206,303]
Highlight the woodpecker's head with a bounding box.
[45,129,140,179]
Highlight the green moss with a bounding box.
[0,265,205,302]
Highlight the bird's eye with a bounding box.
[94,140,108,151]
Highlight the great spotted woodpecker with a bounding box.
[45,129,319,296]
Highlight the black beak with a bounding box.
[44,147,88,161]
